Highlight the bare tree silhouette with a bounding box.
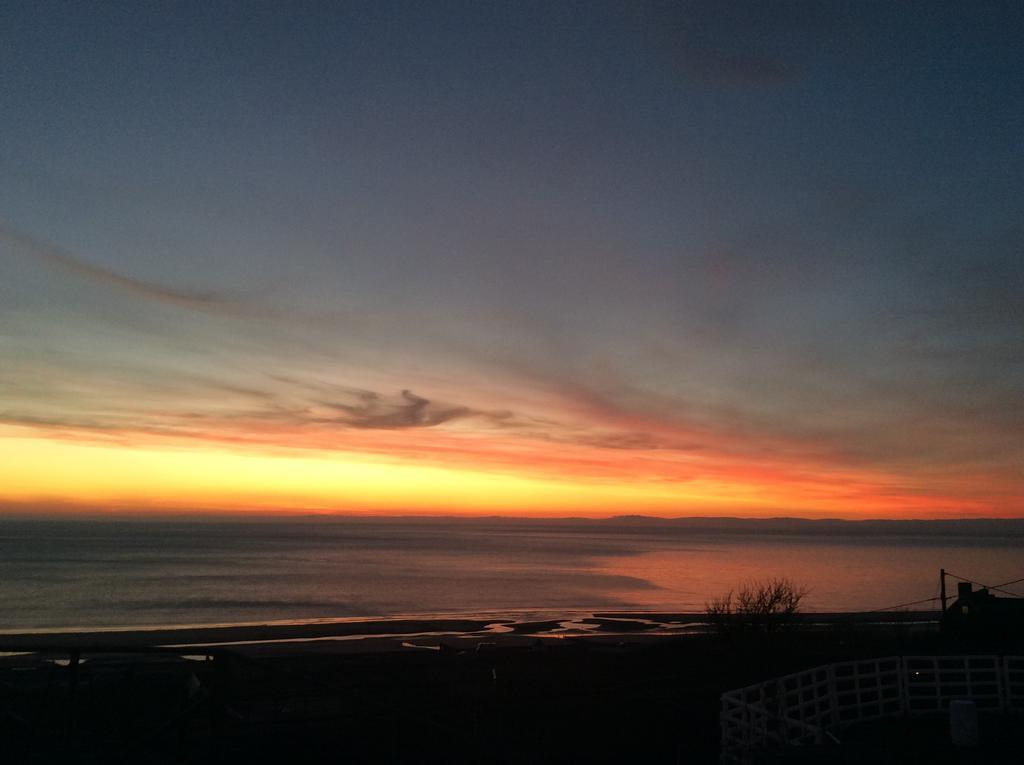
[706,577,809,635]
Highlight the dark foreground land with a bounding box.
[1,617,1021,764]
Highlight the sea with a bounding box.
[2,516,1023,632]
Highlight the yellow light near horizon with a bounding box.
[0,428,995,518]
[0,431,715,515]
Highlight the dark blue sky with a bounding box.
[1,1,1022,515]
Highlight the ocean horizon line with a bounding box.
[3,510,1024,529]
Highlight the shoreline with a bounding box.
[0,609,939,654]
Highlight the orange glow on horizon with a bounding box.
[1,425,1017,519]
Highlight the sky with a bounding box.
[1,1,1021,518]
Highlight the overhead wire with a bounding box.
[870,595,942,612]
[944,571,1023,598]
[991,576,1024,589]
[865,570,1024,612]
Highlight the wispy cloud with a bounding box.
[1,224,231,313]
[644,1,804,88]
[675,46,795,86]
[318,388,477,429]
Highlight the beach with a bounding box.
[4,610,1015,764]
[0,608,939,654]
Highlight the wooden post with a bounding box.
[940,569,947,613]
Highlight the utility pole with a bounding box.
[940,568,947,613]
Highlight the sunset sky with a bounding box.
[1,1,1021,518]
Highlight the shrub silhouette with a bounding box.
[705,577,809,635]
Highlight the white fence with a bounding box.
[720,655,1024,764]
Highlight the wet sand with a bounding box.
[0,617,499,652]
[0,609,939,657]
